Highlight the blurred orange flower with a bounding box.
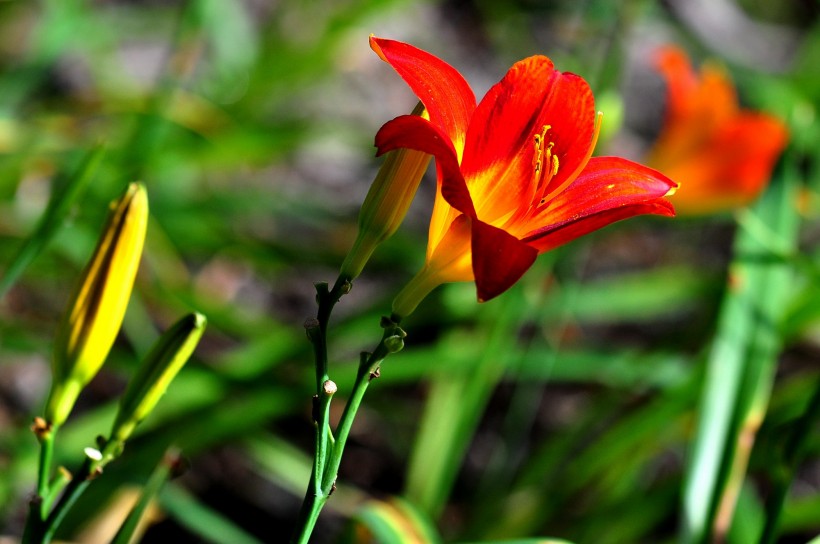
[646,46,788,215]
[370,37,677,316]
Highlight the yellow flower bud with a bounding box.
[45,183,148,427]
[339,102,431,281]
[109,312,206,445]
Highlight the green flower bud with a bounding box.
[383,334,405,354]
[339,102,431,281]
[45,183,148,427]
[109,312,207,445]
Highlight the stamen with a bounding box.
[507,124,561,230]
[529,125,551,201]
[536,111,603,207]
[532,128,560,207]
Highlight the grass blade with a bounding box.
[0,144,105,299]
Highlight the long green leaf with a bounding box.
[0,145,104,298]
[110,449,180,544]
[682,158,800,543]
[159,484,262,544]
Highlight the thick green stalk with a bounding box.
[290,277,349,544]
[323,319,403,492]
[290,278,402,543]
[22,422,57,544]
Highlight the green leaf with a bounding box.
[159,484,262,544]
[0,145,104,299]
[110,449,180,544]
[344,497,442,544]
[682,158,801,543]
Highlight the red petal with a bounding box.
[370,36,476,156]
[524,201,675,253]
[375,115,476,217]
[471,220,537,302]
[460,56,596,221]
[523,156,677,251]
[653,46,699,116]
[661,113,788,215]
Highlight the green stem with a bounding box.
[759,375,820,544]
[291,472,328,544]
[42,467,71,514]
[31,438,123,544]
[321,326,396,492]
[37,431,55,515]
[289,277,403,543]
[22,424,57,544]
[40,458,94,544]
[289,277,351,544]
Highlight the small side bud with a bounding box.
[109,313,207,445]
[322,380,337,396]
[57,466,73,484]
[384,334,405,353]
[31,417,51,441]
[304,318,320,329]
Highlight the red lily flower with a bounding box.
[645,46,788,215]
[370,37,677,316]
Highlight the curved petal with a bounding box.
[460,56,596,222]
[370,36,476,159]
[472,220,537,302]
[654,46,737,125]
[653,46,699,116]
[661,113,788,215]
[523,201,675,253]
[649,47,739,168]
[522,156,677,250]
[375,115,476,217]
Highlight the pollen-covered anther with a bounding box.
[530,125,560,207]
[532,125,551,177]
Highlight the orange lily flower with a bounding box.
[370,37,677,317]
[645,46,788,215]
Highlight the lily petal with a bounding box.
[523,156,676,251]
[375,114,476,218]
[524,201,675,253]
[661,113,788,215]
[370,36,476,159]
[460,57,596,222]
[472,220,537,302]
[649,46,738,166]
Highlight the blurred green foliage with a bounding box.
[2,0,820,543]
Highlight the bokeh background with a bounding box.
[1,0,820,542]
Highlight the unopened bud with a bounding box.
[45,183,148,427]
[109,312,206,444]
[384,334,405,353]
[339,102,431,281]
